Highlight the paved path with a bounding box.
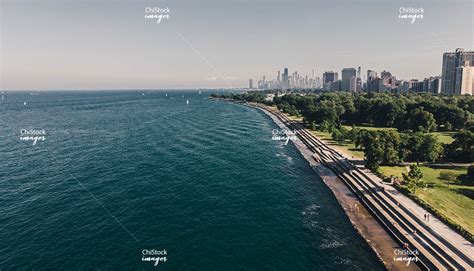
[256,103,474,271]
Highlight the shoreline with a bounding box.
[252,103,419,271]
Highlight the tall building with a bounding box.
[282,68,289,89]
[441,48,474,94]
[367,78,381,92]
[411,80,424,92]
[430,76,442,94]
[330,80,341,91]
[349,76,357,92]
[455,62,474,95]
[367,70,377,82]
[377,70,397,91]
[341,68,356,91]
[323,71,338,84]
[249,79,253,89]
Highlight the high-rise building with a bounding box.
[330,80,341,91]
[441,48,474,94]
[367,78,381,92]
[249,79,253,89]
[430,76,442,94]
[323,71,338,84]
[367,70,377,82]
[341,68,357,91]
[455,62,474,95]
[282,68,289,89]
[349,76,357,92]
[406,79,423,92]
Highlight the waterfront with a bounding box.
[0,91,384,270]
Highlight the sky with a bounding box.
[0,0,473,90]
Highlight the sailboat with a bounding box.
[186,99,189,105]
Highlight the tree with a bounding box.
[406,108,437,132]
[439,171,457,187]
[403,164,425,193]
[360,130,403,171]
[445,130,474,162]
[331,126,349,142]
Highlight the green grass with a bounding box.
[429,131,456,144]
[380,165,473,234]
[342,124,396,131]
[308,129,365,159]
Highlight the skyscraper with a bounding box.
[441,48,474,94]
[349,76,357,92]
[249,79,253,89]
[455,62,474,95]
[341,68,356,91]
[367,70,377,82]
[282,68,289,89]
[323,71,338,84]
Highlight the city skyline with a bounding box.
[249,47,474,95]
[1,0,473,90]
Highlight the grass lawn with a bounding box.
[429,131,456,144]
[277,111,470,233]
[380,165,473,234]
[342,124,396,131]
[308,129,365,159]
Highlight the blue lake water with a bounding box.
[0,91,384,270]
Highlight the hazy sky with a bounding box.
[1,0,473,90]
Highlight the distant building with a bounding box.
[330,80,341,91]
[367,78,381,92]
[323,71,338,84]
[367,70,377,82]
[249,79,253,89]
[282,68,289,89]
[400,81,410,93]
[341,68,356,91]
[380,70,397,91]
[410,80,424,92]
[356,77,363,92]
[349,76,357,92]
[455,62,474,95]
[430,76,442,94]
[441,48,474,94]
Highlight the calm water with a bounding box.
[0,91,384,270]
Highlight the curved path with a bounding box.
[256,104,473,271]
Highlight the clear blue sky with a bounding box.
[1,0,473,90]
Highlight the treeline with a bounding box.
[216,91,474,169]
[274,92,473,132]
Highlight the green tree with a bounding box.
[445,130,474,162]
[406,108,437,132]
[403,164,425,193]
[439,171,457,187]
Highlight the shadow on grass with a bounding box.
[456,188,474,200]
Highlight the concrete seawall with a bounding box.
[255,105,420,271]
